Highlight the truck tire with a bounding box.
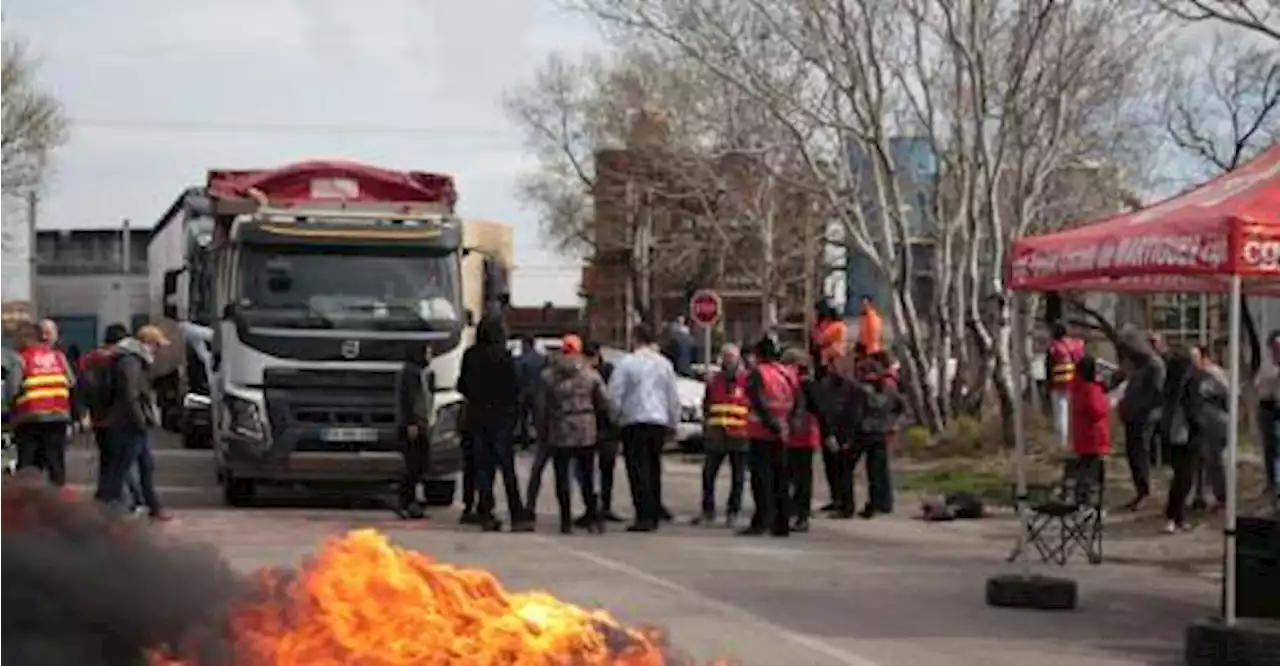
[985,573,1077,611]
[1185,617,1280,666]
[222,474,256,508]
[424,478,456,507]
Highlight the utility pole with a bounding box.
[27,190,39,314]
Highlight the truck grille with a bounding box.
[263,369,399,452]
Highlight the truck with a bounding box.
[148,160,511,507]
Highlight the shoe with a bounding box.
[736,526,766,536]
[690,512,714,526]
[588,518,605,535]
[858,506,875,520]
[510,519,536,533]
[601,510,625,523]
[459,510,481,525]
[1163,520,1193,534]
[832,508,855,520]
[769,528,791,537]
[573,513,594,528]
[560,519,573,535]
[626,523,657,533]
[792,519,810,533]
[480,516,504,532]
[1123,495,1149,512]
[659,507,674,522]
[725,512,740,529]
[819,502,836,512]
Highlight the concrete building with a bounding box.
[33,225,150,355]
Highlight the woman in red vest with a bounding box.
[781,348,835,533]
[8,321,75,486]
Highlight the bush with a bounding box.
[899,425,934,457]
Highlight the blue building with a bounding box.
[843,137,938,320]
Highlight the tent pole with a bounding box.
[1223,274,1242,627]
[1011,292,1031,576]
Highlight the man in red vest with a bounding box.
[1046,322,1085,450]
[694,343,750,528]
[739,337,803,537]
[8,321,76,486]
[781,348,834,533]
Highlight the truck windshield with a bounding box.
[237,248,461,331]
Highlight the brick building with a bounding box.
[583,111,824,348]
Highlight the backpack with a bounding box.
[79,352,119,420]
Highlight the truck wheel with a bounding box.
[424,478,456,507]
[1185,616,1280,666]
[985,573,1077,610]
[222,475,256,508]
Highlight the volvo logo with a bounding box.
[339,340,360,359]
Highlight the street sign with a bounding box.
[689,289,722,327]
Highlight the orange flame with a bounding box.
[155,529,674,665]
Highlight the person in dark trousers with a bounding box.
[535,334,609,534]
[458,317,533,532]
[458,425,480,524]
[6,321,75,486]
[693,343,750,528]
[820,343,866,514]
[845,352,903,518]
[782,348,835,533]
[578,342,623,525]
[1188,345,1229,511]
[607,325,681,533]
[79,324,135,503]
[1160,347,1198,532]
[514,335,546,450]
[1069,356,1111,505]
[395,343,432,520]
[739,337,802,537]
[1115,329,1166,511]
[97,325,172,521]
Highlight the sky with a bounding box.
[2,0,604,305]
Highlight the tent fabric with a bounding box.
[1007,144,1280,295]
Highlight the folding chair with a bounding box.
[1008,457,1105,566]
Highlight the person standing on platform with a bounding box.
[693,343,750,528]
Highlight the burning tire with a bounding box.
[985,573,1077,610]
[1185,617,1280,665]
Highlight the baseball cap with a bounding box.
[135,324,171,348]
[561,334,583,355]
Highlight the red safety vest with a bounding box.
[746,362,798,442]
[705,369,750,439]
[787,411,821,449]
[1048,337,1084,390]
[13,345,72,422]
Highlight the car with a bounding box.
[598,347,705,452]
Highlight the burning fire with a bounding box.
[156,529,673,666]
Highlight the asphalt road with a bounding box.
[62,431,1214,666]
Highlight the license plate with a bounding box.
[321,427,378,443]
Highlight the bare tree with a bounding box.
[2,38,68,196]
[1152,0,1280,43]
[566,0,1161,438]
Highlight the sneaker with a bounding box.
[509,519,536,533]
[1163,521,1177,534]
[725,512,740,529]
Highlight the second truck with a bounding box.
[149,160,512,506]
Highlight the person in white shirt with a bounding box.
[1255,330,1280,503]
[607,325,681,532]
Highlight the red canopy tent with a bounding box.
[1008,143,1280,295]
[1002,142,1280,626]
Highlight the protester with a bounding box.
[1116,329,1166,511]
[694,343,750,528]
[535,334,609,535]
[1256,331,1280,506]
[1065,354,1106,493]
[1046,322,1086,450]
[740,337,802,537]
[1160,347,1199,533]
[79,324,141,507]
[6,321,75,486]
[98,325,171,521]
[845,351,903,519]
[458,317,532,532]
[662,316,696,378]
[514,335,546,450]
[782,348,835,533]
[395,343,432,520]
[820,353,858,518]
[458,424,479,525]
[608,325,681,533]
[1188,344,1228,512]
[857,297,884,355]
[581,341,623,525]
[810,299,847,380]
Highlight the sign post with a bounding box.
[689,289,722,368]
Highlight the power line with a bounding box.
[71,118,522,139]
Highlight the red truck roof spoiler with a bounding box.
[206,160,458,209]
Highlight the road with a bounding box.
[63,432,1213,666]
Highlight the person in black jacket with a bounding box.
[458,317,533,532]
[781,347,837,533]
[395,343,432,519]
[577,341,623,525]
[844,354,904,518]
[98,325,171,521]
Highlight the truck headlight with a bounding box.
[223,395,265,440]
[430,401,462,444]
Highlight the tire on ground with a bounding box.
[1184,616,1280,666]
[985,574,1077,611]
[423,478,456,507]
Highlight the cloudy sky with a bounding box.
[4,0,603,305]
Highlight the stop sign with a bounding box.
[689,289,722,326]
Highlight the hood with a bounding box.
[551,353,587,380]
[114,338,153,366]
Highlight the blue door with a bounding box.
[52,315,98,359]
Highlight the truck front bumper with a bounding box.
[221,427,463,483]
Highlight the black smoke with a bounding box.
[1,478,243,666]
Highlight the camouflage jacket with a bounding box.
[536,355,609,449]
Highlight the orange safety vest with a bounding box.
[1048,337,1084,390]
[859,308,883,355]
[13,345,72,422]
[746,362,798,442]
[813,319,848,370]
[705,369,750,439]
